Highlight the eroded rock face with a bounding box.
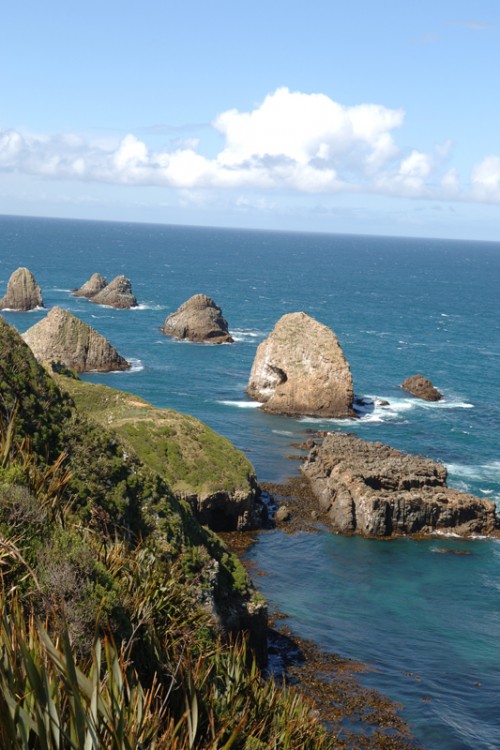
[74,273,108,298]
[247,312,354,417]
[402,374,442,401]
[161,294,233,343]
[302,432,497,537]
[90,275,138,308]
[22,306,130,372]
[0,267,44,311]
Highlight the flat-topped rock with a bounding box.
[161,294,233,343]
[22,306,130,373]
[402,374,442,401]
[247,312,354,418]
[302,432,498,537]
[90,275,138,308]
[0,267,44,311]
[74,273,108,298]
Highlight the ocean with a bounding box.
[1,214,499,749]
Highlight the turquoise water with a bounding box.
[1,215,499,749]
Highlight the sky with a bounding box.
[1,0,500,240]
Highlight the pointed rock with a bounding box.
[247,312,354,418]
[402,374,442,401]
[22,306,130,372]
[74,273,108,298]
[161,294,233,343]
[0,267,44,311]
[90,275,138,308]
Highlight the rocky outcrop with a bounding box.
[402,374,442,401]
[90,275,138,308]
[74,273,108,298]
[161,294,233,344]
[302,432,498,537]
[247,312,354,418]
[0,267,43,311]
[22,306,130,373]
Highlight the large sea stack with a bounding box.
[22,306,130,372]
[90,275,138,308]
[0,267,44,311]
[247,312,354,418]
[74,273,108,298]
[302,432,498,537]
[161,294,233,344]
[402,374,443,401]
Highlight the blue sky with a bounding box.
[1,1,500,239]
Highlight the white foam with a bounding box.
[272,430,295,437]
[108,358,143,373]
[132,303,167,311]
[230,328,265,342]
[218,400,261,409]
[447,461,500,483]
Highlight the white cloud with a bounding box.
[1,87,499,206]
[470,155,500,201]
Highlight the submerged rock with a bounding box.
[161,294,233,343]
[247,312,354,418]
[90,275,138,308]
[0,267,44,311]
[22,306,130,373]
[402,374,442,401]
[302,432,498,537]
[74,273,108,298]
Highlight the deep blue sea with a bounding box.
[1,214,499,749]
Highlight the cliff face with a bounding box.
[0,267,43,311]
[22,306,130,372]
[247,312,354,418]
[302,432,498,537]
[161,294,233,343]
[90,275,138,308]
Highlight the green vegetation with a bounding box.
[55,376,254,498]
[0,316,336,748]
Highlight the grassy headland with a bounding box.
[0,315,336,748]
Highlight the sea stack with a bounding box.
[247,312,354,418]
[402,374,442,402]
[74,273,108,298]
[302,432,498,537]
[90,275,138,308]
[161,294,233,344]
[22,306,130,373]
[0,267,44,311]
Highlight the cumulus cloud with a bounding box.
[470,155,500,201]
[0,87,499,205]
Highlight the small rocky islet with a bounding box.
[161,293,234,344]
[0,267,44,311]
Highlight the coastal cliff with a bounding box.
[0,315,337,747]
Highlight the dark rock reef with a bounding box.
[302,432,498,537]
[0,267,44,311]
[90,275,138,308]
[402,374,442,401]
[22,306,130,373]
[161,293,233,344]
[247,312,354,418]
[74,272,108,298]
